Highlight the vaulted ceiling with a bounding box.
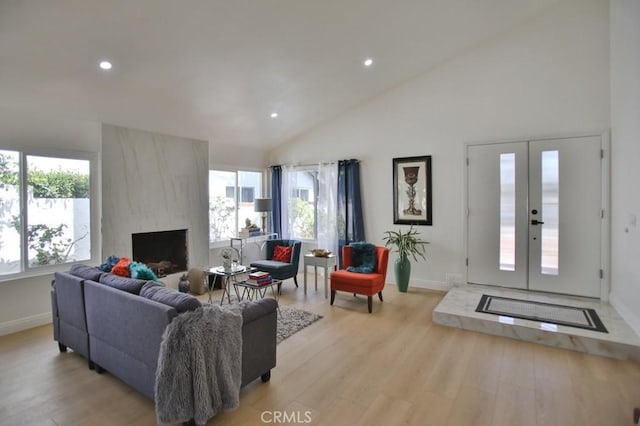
[0,0,560,149]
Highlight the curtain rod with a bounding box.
[269,159,360,168]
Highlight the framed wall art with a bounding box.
[392,155,432,225]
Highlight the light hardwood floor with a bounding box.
[1,278,639,426]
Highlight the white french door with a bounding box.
[466,135,605,298]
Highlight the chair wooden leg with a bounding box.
[367,296,372,313]
[378,291,383,302]
[293,276,299,287]
[330,289,336,305]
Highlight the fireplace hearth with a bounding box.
[132,229,188,277]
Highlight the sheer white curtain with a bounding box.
[317,162,338,255]
[280,165,298,239]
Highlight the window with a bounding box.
[224,186,254,202]
[499,153,516,271]
[284,168,317,240]
[209,170,263,243]
[541,150,559,275]
[295,188,310,202]
[0,149,95,278]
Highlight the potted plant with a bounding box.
[383,225,428,292]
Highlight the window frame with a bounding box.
[209,167,265,247]
[0,147,101,282]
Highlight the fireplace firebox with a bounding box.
[132,229,188,277]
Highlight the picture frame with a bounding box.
[392,155,432,225]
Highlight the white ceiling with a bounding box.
[0,0,560,149]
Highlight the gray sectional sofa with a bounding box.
[51,264,277,400]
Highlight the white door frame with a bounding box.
[463,130,610,300]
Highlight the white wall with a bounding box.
[209,140,268,171]
[609,0,640,334]
[269,0,610,290]
[0,108,101,335]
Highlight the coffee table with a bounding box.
[234,278,282,306]
[203,265,254,304]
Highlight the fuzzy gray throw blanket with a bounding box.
[155,303,245,425]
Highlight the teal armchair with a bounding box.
[250,239,302,291]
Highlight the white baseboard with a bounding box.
[0,312,52,337]
[405,279,451,292]
[609,292,640,337]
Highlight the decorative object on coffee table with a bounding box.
[221,247,240,272]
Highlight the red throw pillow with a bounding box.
[111,257,131,277]
[272,245,293,263]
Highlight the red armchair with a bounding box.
[330,245,389,313]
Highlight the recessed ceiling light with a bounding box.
[99,60,112,70]
[270,112,279,118]
[363,58,374,67]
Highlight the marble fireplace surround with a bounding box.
[101,124,209,273]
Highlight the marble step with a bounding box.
[432,285,640,362]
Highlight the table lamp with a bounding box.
[254,198,272,234]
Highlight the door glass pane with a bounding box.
[0,150,22,275]
[499,153,515,271]
[26,155,91,267]
[541,150,559,275]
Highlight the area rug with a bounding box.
[211,295,322,344]
[276,304,322,344]
[475,294,608,333]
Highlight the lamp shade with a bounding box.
[254,198,272,213]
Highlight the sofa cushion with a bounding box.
[69,264,103,281]
[111,257,131,277]
[347,242,377,273]
[129,261,159,281]
[99,273,148,295]
[272,245,292,263]
[140,282,201,313]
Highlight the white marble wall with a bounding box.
[101,124,209,268]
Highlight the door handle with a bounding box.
[531,219,544,225]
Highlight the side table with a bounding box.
[303,254,337,299]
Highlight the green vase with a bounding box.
[394,257,411,292]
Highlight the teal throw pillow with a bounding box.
[347,242,376,273]
[129,261,159,282]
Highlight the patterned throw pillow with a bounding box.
[272,245,293,263]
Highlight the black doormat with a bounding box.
[475,294,608,333]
